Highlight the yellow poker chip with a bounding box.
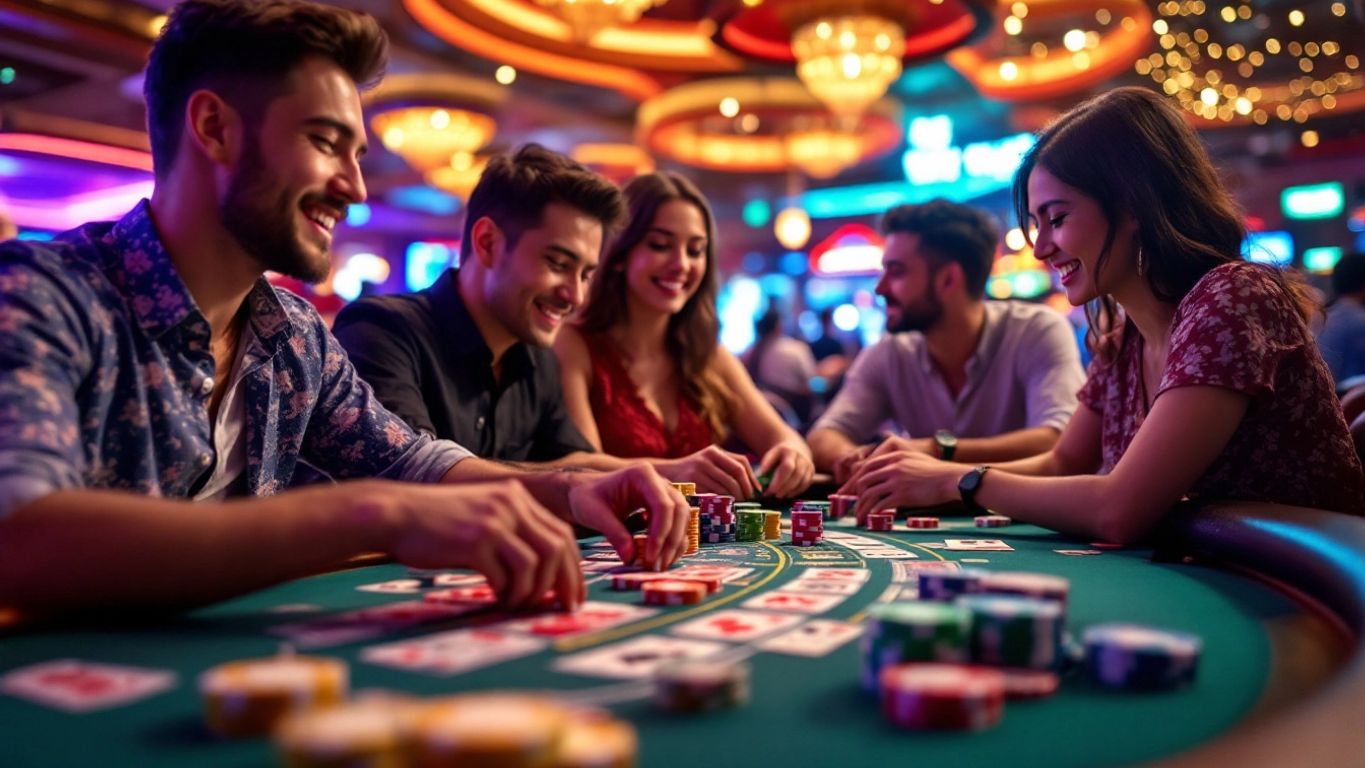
[199,653,348,738]
[275,695,418,768]
[410,693,568,767]
[558,708,638,768]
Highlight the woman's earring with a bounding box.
[1137,246,1147,277]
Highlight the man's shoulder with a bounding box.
[0,226,114,302]
[991,300,1072,338]
[332,291,437,343]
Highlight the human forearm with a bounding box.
[442,457,577,517]
[0,483,392,616]
[808,428,857,472]
[951,427,1061,464]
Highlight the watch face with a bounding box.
[935,430,957,448]
[958,469,981,494]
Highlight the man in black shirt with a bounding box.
[334,145,616,463]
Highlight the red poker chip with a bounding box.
[610,572,669,591]
[670,575,723,594]
[905,517,940,529]
[999,668,1061,700]
[643,580,707,606]
[975,515,1012,528]
[879,663,1006,731]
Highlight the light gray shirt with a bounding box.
[811,300,1084,443]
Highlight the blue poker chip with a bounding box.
[1082,623,1202,690]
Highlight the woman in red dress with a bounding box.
[842,87,1363,538]
[556,172,815,498]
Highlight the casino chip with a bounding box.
[1083,623,1202,690]
[275,694,415,767]
[642,579,708,606]
[879,663,1006,731]
[558,708,638,768]
[654,658,750,713]
[975,515,1012,528]
[200,652,348,738]
[905,516,940,529]
[410,693,568,766]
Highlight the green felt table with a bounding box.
[0,506,1358,768]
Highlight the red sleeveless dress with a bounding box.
[583,333,714,458]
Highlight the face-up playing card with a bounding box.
[553,636,728,679]
[669,609,804,642]
[859,549,919,559]
[494,602,657,638]
[1055,549,1103,556]
[270,601,477,648]
[362,628,545,676]
[777,579,862,596]
[795,568,870,583]
[945,539,1015,551]
[0,660,176,713]
[757,620,864,657]
[891,560,960,583]
[741,592,846,614]
[670,565,754,583]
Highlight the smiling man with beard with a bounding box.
[0,0,691,620]
[808,199,1086,483]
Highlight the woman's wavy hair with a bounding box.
[576,172,733,441]
[1012,86,1315,354]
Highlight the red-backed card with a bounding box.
[1,660,176,713]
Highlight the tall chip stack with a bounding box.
[861,602,971,693]
[684,507,700,556]
[698,495,736,543]
[957,595,1064,670]
[736,509,766,542]
[790,508,824,546]
[829,494,857,520]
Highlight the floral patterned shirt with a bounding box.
[0,201,470,516]
[1078,261,1364,514]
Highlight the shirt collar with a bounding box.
[106,200,297,353]
[428,268,535,371]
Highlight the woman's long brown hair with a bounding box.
[575,172,734,441]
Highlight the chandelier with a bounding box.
[791,14,907,118]
[1138,2,1364,125]
[784,127,865,179]
[370,107,496,173]
[534,0,668,42]
[426,152,490,199]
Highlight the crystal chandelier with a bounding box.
[370,107,496,173]
[791,15,906,118]
[535,0,667,43]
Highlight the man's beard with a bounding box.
[886,290,943,334]
[220,135,333,284]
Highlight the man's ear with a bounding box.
[469,217,502,269]
[183,89,242,168]
[934,261,962,297]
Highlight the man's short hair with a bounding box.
[880,199,1000,299]
[1333,252,1365,298]
[461,144,626,254]
[144,0,388,177]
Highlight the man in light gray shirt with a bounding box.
[808,199,1084,482]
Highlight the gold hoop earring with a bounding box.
[1137,246,1147,277]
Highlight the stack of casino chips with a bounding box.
[981,572,1070,610]
[671,482,697,497]
[685,507,700,556]
[1083,624,1201,690]
[958,595,1064,670]
[975,514,1012,528]
[199,651,348,738]
[736,509,767,541]
[879,663,1006,731]
[643,579,708,606]
[829,493,858,519]
[793,499,832,519]
[865,509,896,531]
[904,516,940,529]
[763,510,782,540]
[861,602,971,693]
[918,568,986,602]
[698,495,736,543]
[789,508,824,546]
[654,658,750,713]
[274,693,417,767]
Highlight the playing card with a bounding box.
[891,560,960,583]
[859,549,918,559]
[945,539,1014,551]
[270,601,476,648]
[794,568,870,583]
[0,660,176,713]
[494,602,656,638]
[670,609,803,642]
[741,592,846,614]
[362,628,545,676]
[1055,549,1103,556]
[433,573,488,587]
[758,620,864,657]
[553,636,727,679]
[777,579,862,596]
[670,565,754,583]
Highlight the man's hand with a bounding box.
[565,465,690,571]
[757,442,815,499]
[868,434,935,460]
[384,480,585,611]
[655,446,761,500]
[832,444,874,484]
[837,450,959,515]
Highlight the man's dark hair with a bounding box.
[144,0,388,178]
[1333,252,1365,298]
[880,199,1000,299]
[461,144,626,253]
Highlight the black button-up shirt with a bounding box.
[332,269,594,461]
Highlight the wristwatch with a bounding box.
[957,465,991,513]
[933,429,958,461]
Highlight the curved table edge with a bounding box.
[1153,501,1365,767]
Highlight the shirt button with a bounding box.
[200,377,215,396]
[476,416,486,430]
[199,454,212,467]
